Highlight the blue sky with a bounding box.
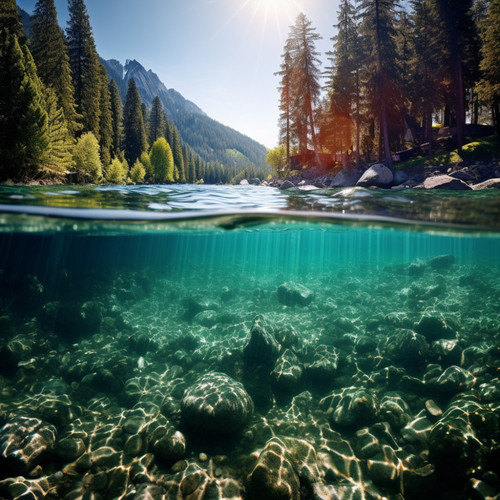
[18,0,341,148]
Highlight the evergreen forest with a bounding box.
[272,0,500,176]
[1,0,499,184]
[0,0,269,184]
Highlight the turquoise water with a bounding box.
[0,185,499,500]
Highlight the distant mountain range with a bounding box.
[101,58,268,168]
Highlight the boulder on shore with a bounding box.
[423,175,472,190]
[356,164,394,188]
[472,178,500,190]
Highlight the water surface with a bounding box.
[0,184,499,500]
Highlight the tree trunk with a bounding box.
[425,105,433,156]
[355,69,360,167]
[494,99,500,135]
[455,60,464,153]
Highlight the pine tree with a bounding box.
[359,0,402,169]
[150,137,174,183]
[0,31,48,180]
[31,0,80,136]
[109,78,123,158]
[428,0,477,151]
[325,0,364,163]
[149,96,165,144]
[476,0,500,133]
[98,63,113,167]
[42,86,74,178]
[66,0,101,135]
[0,0,25,43]
[171,127,186,182]
[287,13,322,158]
[275,41,294,172]
[123,78,148,166]
[409,0,440,151]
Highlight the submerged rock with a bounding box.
[181,372,254,436]
[243,315,280,369]
[415,316,456,341]
[248,436,321,500]
[429,254,455,270]
[388,329,429,371]
[0,417,57,474]
[271,349,303,393]
[277,282,314,307]
[321,387,379,429]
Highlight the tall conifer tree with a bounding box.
[98,64,113,167]
[171,128,185,182]
[31,0,79,136]
[0,0,25,42]
[428,0,477,151]
[359,0,402,169]
[149,96,165,145]
[123,78,148,166]
[477,0,500,132]
[325,0,364,163]
[275,42,294,172]
[42,86,74,177]
[0,31,48,179]
[288,13,322,157]
[66,0,101,135]
[109,79,123,158]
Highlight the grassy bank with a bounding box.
[396,135,500,171]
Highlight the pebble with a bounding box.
[425,399,443,417]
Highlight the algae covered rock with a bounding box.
[181,372,254,436]
[277,282,314,307]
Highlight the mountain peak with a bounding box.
[101,58,267,168]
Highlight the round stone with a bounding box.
[181,372,254,436]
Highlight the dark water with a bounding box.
[0,185,499,500]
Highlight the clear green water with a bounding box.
[0,185,499,500]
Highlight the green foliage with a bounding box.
[0,0,26,43]
[72,131,102,182]
[140,151,154,182]
[123,78,148,166]
[31,0,80,136]
[97,63,113,167]
[130,160,146,184]
[395,137,500,171]
[477,0,500,131]
[42,86,74,179]
[283,13,322,154]
[266,144,288,178]
[149,96,165,145]
[109,78,123,158]
[150,137,174,183]
[105,157,128,184]
[0,32,48,180]
[171,127,185,182]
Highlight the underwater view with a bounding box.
[0,185,499,500]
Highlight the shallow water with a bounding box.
[0,185,499,500]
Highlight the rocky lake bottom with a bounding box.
[0,224,499,500]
